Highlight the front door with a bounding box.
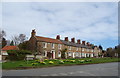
[51,50,55,59]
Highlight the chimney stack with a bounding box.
[56,35,60,39]
[65,37,68,41]
[31,29,36,37]
[77,39,81,44]
[86,42,90,46]
[71,38,75,43]
[82,41,86,45]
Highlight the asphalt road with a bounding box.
[2,62,119,76]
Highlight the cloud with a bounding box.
[2,2,118,49]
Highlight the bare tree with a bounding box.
[0,29,6,39]
[12,35,20,46]
[12,34,27,45]
[0,29,7,48]
[19,34,26,43]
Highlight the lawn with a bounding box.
[2,57,119,69]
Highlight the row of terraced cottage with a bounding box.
[28,29,102,59]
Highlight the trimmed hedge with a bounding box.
[7,50,32,61]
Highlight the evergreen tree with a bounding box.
[10,40,14,46]
[2,38,7,48]
[99,45,103,50]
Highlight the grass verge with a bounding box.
[2,57,120,70]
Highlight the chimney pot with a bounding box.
[86,42,90,46]
[71,38,75,43]
[56,35,60,39]
[31,29,36,37]
[65,37,68,41]
[82,41,86,45]
[77,39,81,44]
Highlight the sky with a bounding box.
[1,2,118,50]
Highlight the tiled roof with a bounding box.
[61,40,92,49]
[36,36,63,44]
[2,46,19,51]
[35,36,92,49]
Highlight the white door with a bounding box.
[73,52,75,58]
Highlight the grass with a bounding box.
[2,57,120,70]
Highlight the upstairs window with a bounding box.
[69,46,71,50]
[51,43,55,49]
[87,49,89,52]
[75,52,79,56]
[68,52,72,56]
[82,48,85,51]
[91,50,94,52]
[76,48,79,51]
[43,42,47,48]
[58,44,61,49]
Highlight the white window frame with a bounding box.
[87,49,89,52]
[58,44,61,49]
[68,52,72,56]
[69,46,71,50]
[43,50,47,57]
[76,48,79,51]
[82,53,84,56]
[43,42,47,48]
[75,52,79,56]
[58,51,61,57]
[51,43,55,49]
[91,49,93,52]
[82,48,84,51]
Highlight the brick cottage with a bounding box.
[28,29,102,59]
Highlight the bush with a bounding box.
[70,60,75,63]
[49,61,54,64]
[40,62,46,65]
[59,61,64,64]
[7,50,32,61]
[32,63,38,66]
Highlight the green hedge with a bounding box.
[7,50,32,61]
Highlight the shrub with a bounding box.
[40,62,46,65]
[49,61,54,64]
[85,60,89,62]
[44,59,48,61]
[32,63,38,66]
[64,60,69,62]
[70,60,75,63]
[79,60,84,63]
[19,64,23,67]
[61,48,67,59]
[7,50,32,61]
[88,59,92,62]
[54,59,58,61]
[59,61,64,64]
[35,59,40,63]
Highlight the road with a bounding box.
[2,62,119,76]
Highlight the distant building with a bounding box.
[28,29,102,59]
[1,46,19,60]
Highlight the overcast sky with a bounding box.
[2,2,118,50]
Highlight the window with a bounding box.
[58,44,61,49]
[76,48,79,51]
[82,48,84,51]
[91,50,94,52]
[69,46,71,50]
[82,53,84,56]
[43,42,47,48]
[51,43,55,49]
[75,52,79,56]
[87,49,89,52]
[58,51,61,57]
[68,52,72,56]
[43,50,47,57]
